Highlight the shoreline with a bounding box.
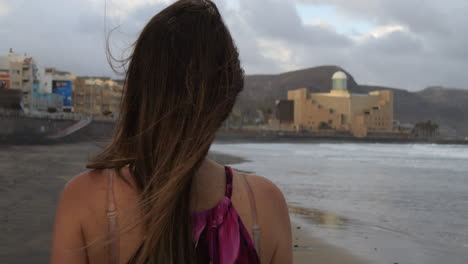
[1,117,466,146]
[0,142,368,263]
[210,149,368,263]
[6,142,467,263]
[214,131,468,145]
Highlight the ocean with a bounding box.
[210,143,468,264]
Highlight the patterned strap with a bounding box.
[224,166,234,198]
[107,169,119,264]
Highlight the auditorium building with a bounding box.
[275,71,394,138]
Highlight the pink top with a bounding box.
[191,166,260,263]
[107,166,260,264]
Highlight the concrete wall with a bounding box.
[311,93,351,118]
[364,91,393,133]
[9,61,23,90]
[0,116,74,136]
[0,117,115,144]
[288,88,308,128]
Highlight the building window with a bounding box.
[328,120,333,125]
[373,106,380,110]
[318,104,323,109]
[329,109,335,114]
[364,111,370,115]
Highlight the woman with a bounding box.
[51,0,292,263]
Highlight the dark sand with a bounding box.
[0,142,366,263]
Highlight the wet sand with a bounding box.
[292,222,367,264]
[0,142,366,263]
[289,206,367,264]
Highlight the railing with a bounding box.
[28,111,88,121]
[47,118,92,139]
[0,109,89,121]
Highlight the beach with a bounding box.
[211,143,468,264]
[3,141,467,263]
[0,142,360,264]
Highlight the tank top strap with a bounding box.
[106,169,119,264]
[224,166,234,198]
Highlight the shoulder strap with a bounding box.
[107,169,119,264]
[224,166,234,198]
[239,173,261,255]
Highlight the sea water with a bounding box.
[210,143,468,264]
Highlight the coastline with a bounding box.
[1,117,467,146]
[210,149,368,264]
[0,142,367,263]
[214,130,468,145]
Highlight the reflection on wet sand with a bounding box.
[289,205,348,228]
[288,208,368,264]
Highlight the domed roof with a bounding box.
[332,71,348,80]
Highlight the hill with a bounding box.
[236,66,468,137]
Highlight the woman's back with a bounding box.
[51,0,292,263]
[51,160,292,263]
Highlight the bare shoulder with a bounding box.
[61,170,106,202]
[56,169,110,221]
[236,172,293,263]
[59,167,138,217]
[236,171,289,227]
[243,173,287,205]
[51,170,108,263]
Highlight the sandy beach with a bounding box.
[291,221,366,264]
[0,141,369,263]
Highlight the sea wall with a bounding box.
[0,116,115,145]
[0,117,466,145]
[0,116,75,144]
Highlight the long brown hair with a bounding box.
[87,0,244,263]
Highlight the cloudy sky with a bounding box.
[0,0,466,91]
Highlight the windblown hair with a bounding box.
[87,0,244,263]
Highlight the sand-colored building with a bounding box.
[282,71,393,137]
[0,49,40,110]
[73,78,123,119]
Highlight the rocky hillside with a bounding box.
[236,66,468,137]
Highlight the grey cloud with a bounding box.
[239,0,304,42]
[238,0,351,47]
[360,31,423,55]
[302,24,352,47]
[0,0,466,90]
[378,1,449,35]
[297,0,460,35]
[285,0,468,89]
[0,0,109,75]
[76,13,103,34]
